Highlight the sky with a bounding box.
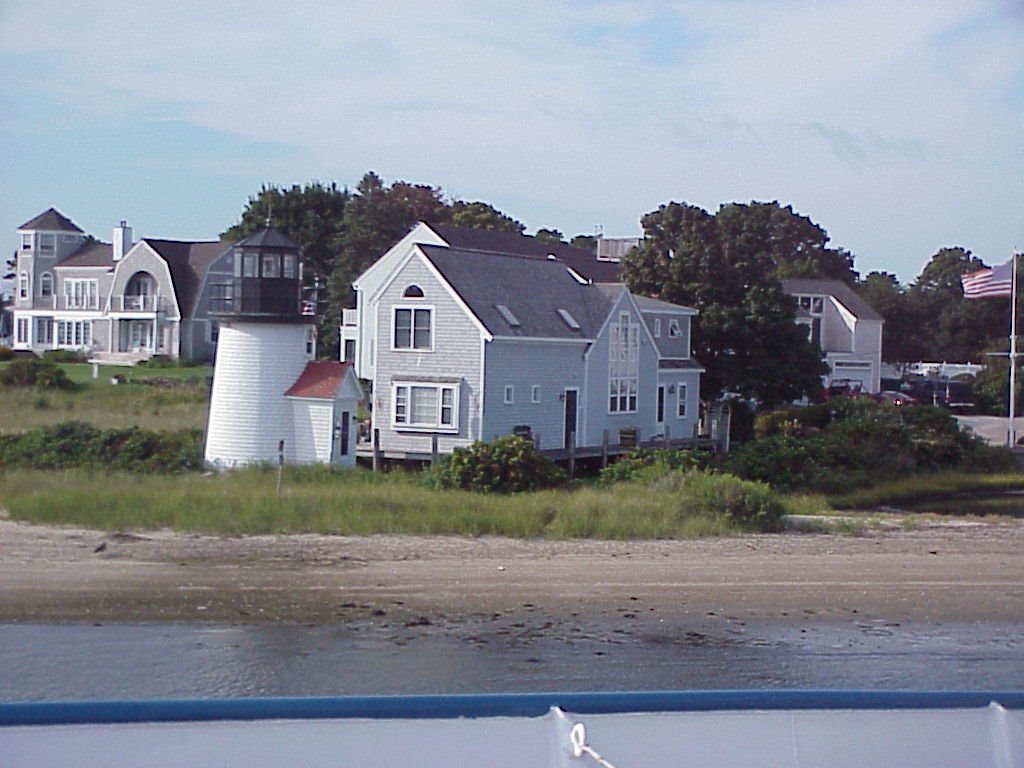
[1,0,1022,284]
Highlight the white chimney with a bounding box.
[113,220,133,261]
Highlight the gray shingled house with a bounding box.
[350,223,703,460]
[11,208,234,363]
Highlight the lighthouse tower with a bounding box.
[204,227,315,468]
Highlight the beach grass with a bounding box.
[826,472,1024,513]
[0,363,209,433]
[0,466,809,539]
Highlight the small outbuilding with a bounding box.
[284,361,362,467]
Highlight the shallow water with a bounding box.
[2,619,1021,702]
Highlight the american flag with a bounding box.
[961,259,1013,299]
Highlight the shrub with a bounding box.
[42,349,88,364]
[0,346,13,362]
[429,435,565,493]
[599,447,705,485]
[649,470,786,531]
[0,358,75,390]
[0,421,203,472]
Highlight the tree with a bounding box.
[533,228,565,244]
[715,201,857,285]
[910,247,1007,362]
[449,201,525,233]
[856,271,924,363]
[622,201,828,406]
[222,182,350,282]
[570,234,597,251]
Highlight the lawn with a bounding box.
[0,362,210,433]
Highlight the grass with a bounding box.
[826,472,1024,514]
[0,363,210,433]
[0,466,810,539]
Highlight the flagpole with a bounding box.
[1009,251,1018,448]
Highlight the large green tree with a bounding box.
[910,247,1008,363]
[622,202,828,406]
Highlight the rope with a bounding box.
[570,722,620,768]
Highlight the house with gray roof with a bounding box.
[781,278,884,394]
[355,225,702,460]
[11,208,235,363]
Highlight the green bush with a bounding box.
[0,421,203,472]
[42,349,88,364]
[599,447,705,485]
[0,358,76,390]
[649,470,786,531]
[429,435,566,493]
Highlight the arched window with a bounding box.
[40,272,53,297]
[403,285,424,298]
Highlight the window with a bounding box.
[668,319,682,338]
[261,254,280,278]
[282,255,297,279]
[305,326,316,356]
[20,234,32,251]
[57,320,91,348]
[504,385,514,404]
[209,321,219,344]
[496,304,521,328]
[676,383,688,418]
[16,318,28,344]
[403,285,424,298]
[64,279,98,309]
[242,254,258,278]
[35,317,52,345]
[393,306,432,350]
[609,311,639,413]
[531,385,540,403]
[653,318,661,338]
[392,382,459,431]
[18,273,28,299]
[39,233,55,253]
[39,273,53,297]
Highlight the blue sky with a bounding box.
[1,0,1021,283]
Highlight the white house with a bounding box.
[781,278,884,394]
[285,361,362,466]
[11,208,234,363]
[349,224,703,460]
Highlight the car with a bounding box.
[875,390,919,407]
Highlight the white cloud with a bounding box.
[1,0,1021,278]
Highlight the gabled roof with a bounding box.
[781,278,883,322]
[19,208,83,233]
[418,245,612,340]
[235,228,301,250]
[633,294,698,316]
[285,361,354,399]
[427,223,621,283]
[56,241,113,268]
[144,239,232,317]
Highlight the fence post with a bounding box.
[372,428,381,472]
[431,433,439,466]
[601,429,609,469]
[568,431,576,479]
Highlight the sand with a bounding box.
[1,517,1022,633]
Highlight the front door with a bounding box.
[657,385,666,432]
[563,389,578,449]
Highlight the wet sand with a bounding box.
[1,518,1022,636]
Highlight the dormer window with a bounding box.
[403,285,425,298]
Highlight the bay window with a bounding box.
[392,382,458,431]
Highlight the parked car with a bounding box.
[875,390,919,407]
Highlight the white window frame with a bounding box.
[653,318,661,337]
[63,279,99,309]
[504,384,514,404]
[531,384,541,403]
[35,317,53,345]
[20,233,32,251]
[392,305,434,351]
[39,233,55,253]
[676,383,688,418]
[392,381,459,432]
[16,317,28,344]
[668,319,682,338]
[56,319,92,349]
[609,311,639,413]
[18,272,28,299]
[39,272,53,297]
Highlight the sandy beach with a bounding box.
[1,518,1022,635]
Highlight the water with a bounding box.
[2,619,1021,702]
